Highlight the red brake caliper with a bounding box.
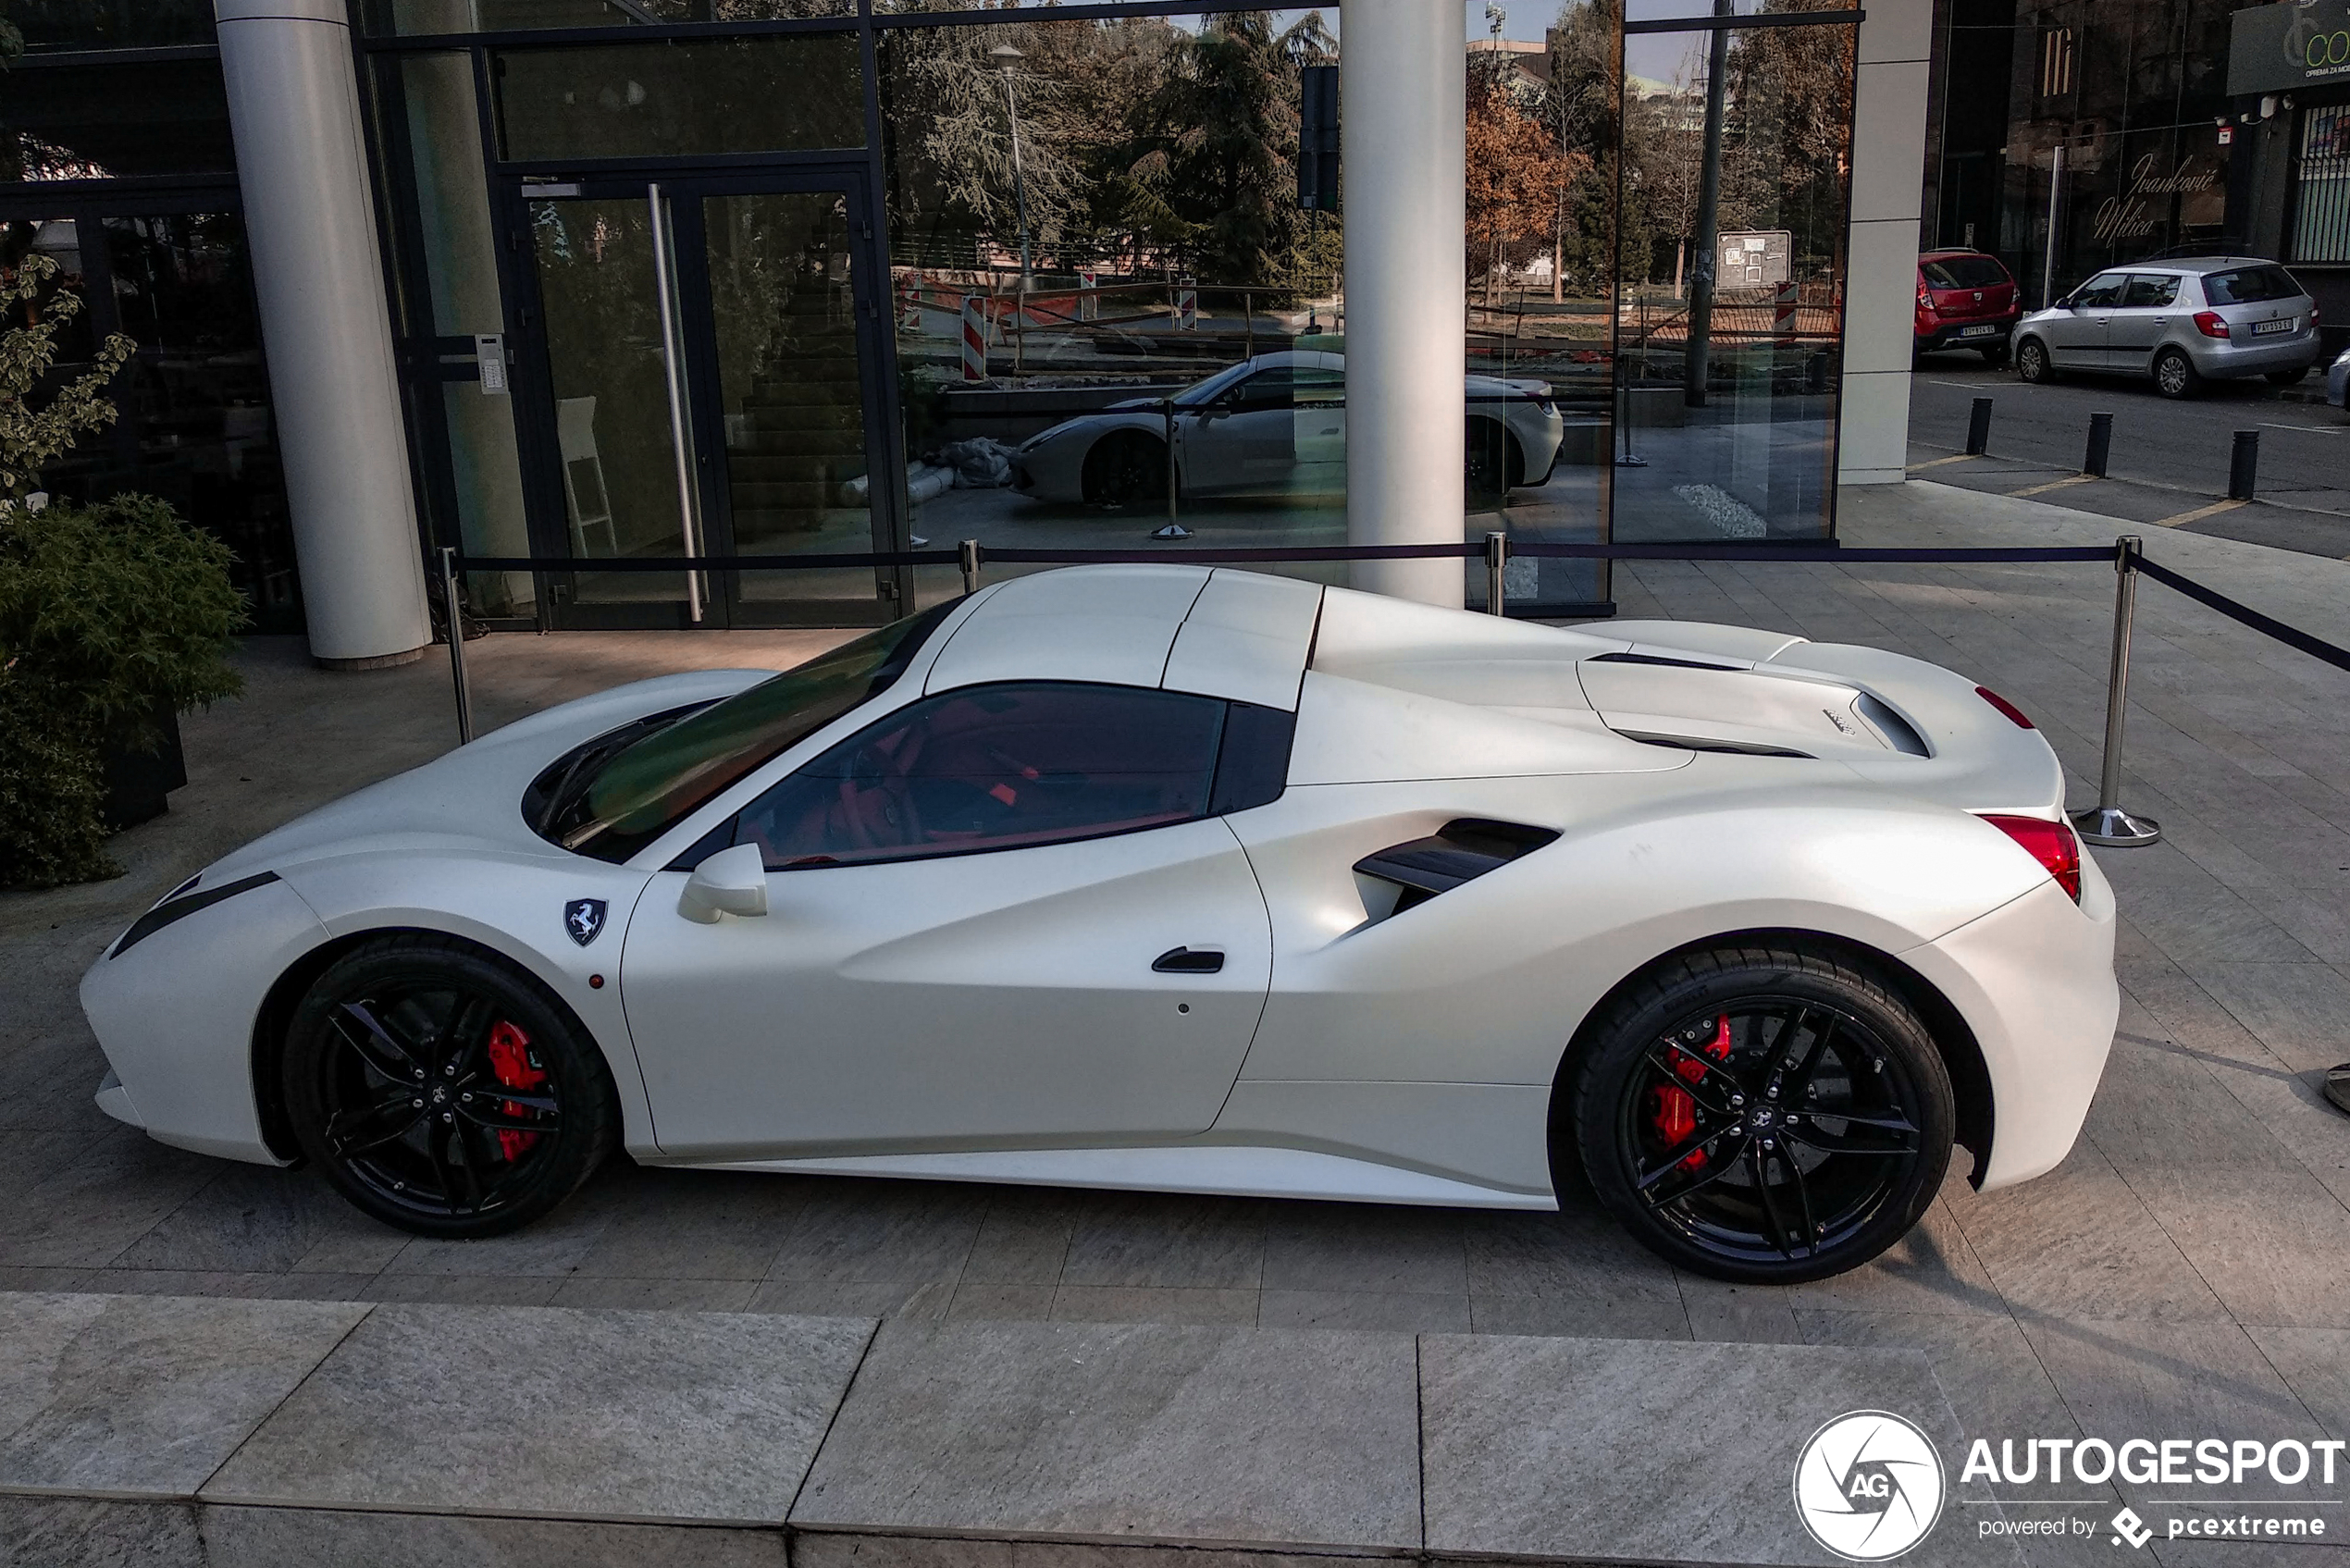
[485,1019,546,1162]
[1650,1015,1732,1170]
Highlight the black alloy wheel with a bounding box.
[1570,945,1955,1284]
[284,935,617,1238]
[2014,338,2053,384]
[1082,431,1168,506]
[1465,418,1521,500]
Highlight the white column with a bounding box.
[1836,0,1934,487]
[216,0,431,666]
[1341,0,1466,607]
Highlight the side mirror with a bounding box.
[678,842,769,923]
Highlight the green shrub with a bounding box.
[0,494,246,888]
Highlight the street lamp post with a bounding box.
[989,43,1033,289]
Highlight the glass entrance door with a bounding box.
[513,173,897,628]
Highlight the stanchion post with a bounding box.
[2229,429,2259,501]
[2084,412,2111,478]
[1965,397,1993,456]
[959,538,983,596]
[438,546,474,747]
[1162,397,1180,533]
[2070,535,2161,848]
[1484,531,1508,616]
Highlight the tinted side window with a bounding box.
[2203,266,2299,304]
[2123,275,2180,308]
[735,683,1228,869]
[2070,274,2129,307]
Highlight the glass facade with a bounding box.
[358,0,1856,628]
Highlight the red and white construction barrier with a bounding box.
[899,276,922,332]
[1773,279,1799,347]
[1176,281,1197,331]
[1079,269,1098,321]
[960,296,987,381]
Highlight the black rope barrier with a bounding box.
[450,541,2119,573]
[2133,556,2350,677]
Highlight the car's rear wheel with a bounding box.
[2153,348,2202,399]
[284,934,617,1238]
[1569,944,1955,1284]
[2014,337,2054,384]
[1466,418,1523,500]
[1081,431,1167,506]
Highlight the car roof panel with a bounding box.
[922,564,1211,695]
[1161,568,1324,711]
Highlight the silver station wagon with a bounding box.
[2011,257,2322,398]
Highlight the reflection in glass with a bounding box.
[7,0,214,51]
[365,0,851,33]
[1466,3,1620,610]
[396,53,535,618]
[702,191,877,603]
[1613,11,1854,542]
[1,58,234,182]
[494,35,864,162]
[530,198,695,609]
[878,14,1343,602]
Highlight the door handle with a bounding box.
[1152,945,1224,974]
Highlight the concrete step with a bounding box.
[2,1291,2006,1568]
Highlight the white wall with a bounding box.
[1837,0,1935,487]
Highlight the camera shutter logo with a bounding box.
[1793,1411,1948,1561]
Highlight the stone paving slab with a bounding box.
[0,1292,365,1498]
[1418,1332,2013,1568]
[791,1320,1420,1555]
[201,1303,874,1526]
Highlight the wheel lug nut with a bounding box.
[441,1112,453,1123]
[1730,1093,1745,1107]
[411,1098,423,1108]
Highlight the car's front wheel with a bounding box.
[1569,944,1955,1284]
[284,934,618,1238]
[2014,337,2054,384]
[1081,431,1168,506]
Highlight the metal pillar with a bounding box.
[1484,532,1508,616]
[2071,536,2162,848]
[1681,0,1733,409]
[959,538,983,597]
[439,547,474,746]
[2083,412,2111,477]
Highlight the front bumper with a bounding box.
[2329,355,2349,409]
[1898,852,2120,1191]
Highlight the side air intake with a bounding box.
[1353,818,1561,922]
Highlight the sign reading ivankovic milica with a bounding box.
[2230,0,2350,95]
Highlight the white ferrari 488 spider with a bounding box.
[82,566,2118,1282]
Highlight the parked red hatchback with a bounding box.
[1916,250,2022,363]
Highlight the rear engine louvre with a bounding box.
[1354,818,1561,920]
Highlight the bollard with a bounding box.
[1485,532,1508,616]
[1162,397,1180,533]
[959,537,983,596]
[439,546,474,747]
[2069,536,2162,848]
[2084,412,2112,477]
[1965,397,1993,456]
[2229,429,2259,501]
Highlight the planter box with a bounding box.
[100,700,188,831]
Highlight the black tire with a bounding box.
[1081,431,1167,506]
[283,934,619,1238]
[2267,366,2309,388]
[1568,943,1956,1285]
[2014,337,2055,384]
[2153,347,2202,400]
[1466,418,1523,500]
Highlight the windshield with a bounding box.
[1170,360,1260,408]
[548,601,955,863]
[1921,255,2008,290]
[2203,265,2301,304]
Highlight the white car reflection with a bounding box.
[1008,350,1567,505]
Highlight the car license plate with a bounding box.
[2254,317,2294,336]
[1960,324,1998,337]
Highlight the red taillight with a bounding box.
[1982,813,2082,902]
[1975,685,2035,728]
[2193,311,2231,340]
[1917,285,1933,311]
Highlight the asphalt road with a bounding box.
[1906,352,2350,557]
